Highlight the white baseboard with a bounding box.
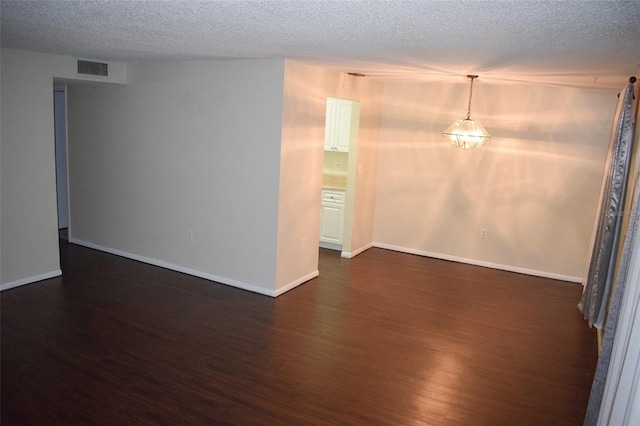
[341,243,373,259]
[372,242,582,283]
[1,269,62,291]
[274,270,319,297]
[70,238,285,297]
[319,241,342,251]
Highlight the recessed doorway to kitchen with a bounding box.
[54,85,69,240]
[319,97,360,254]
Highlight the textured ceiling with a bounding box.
[1,0,639,89]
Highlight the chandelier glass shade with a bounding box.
[443,75,491,149]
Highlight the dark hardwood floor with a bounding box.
[1,240,598,425]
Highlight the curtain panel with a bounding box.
[582,76,639,426]
[578,78,637,329]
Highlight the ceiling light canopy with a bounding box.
[443,75,491,149]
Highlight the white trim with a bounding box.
[64,85,71,233]
[598,228,640,425]
[372,242,582,283]
[69,238,279,297]
[274,270,319,297]
[1,269,62,291]
[341,243,373,259]
[319,241,342,251]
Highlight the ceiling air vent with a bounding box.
[77,60,108,77]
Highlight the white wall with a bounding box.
[0,48,125,290]
[374,79,617,280]
[1,50,381,296]
[66,60,286,295]
[5,46,605,292]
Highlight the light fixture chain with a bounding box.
[466,76,475,120]
[442,74,490,149]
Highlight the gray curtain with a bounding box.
[582,76,638,425]
[584,152,640,424]
[578,78,637,329]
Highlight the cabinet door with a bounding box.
[324,98,337,151]
[320,203,344,244]
[335,100,352,152]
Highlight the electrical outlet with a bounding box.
[480,228,488,239]
[187,230,193,242]
[300,237,306,249]
[333,162,341,170]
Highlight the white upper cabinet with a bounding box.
[324,98,352,152]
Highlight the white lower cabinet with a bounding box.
[320,189,345,246]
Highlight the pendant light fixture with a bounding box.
[442,75,491,149]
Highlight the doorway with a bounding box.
[319,97,361,255]
[54,86,69,240]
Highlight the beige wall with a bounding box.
[323,150,349,175]
[66,60,286,295]
[0,48,125,289]
[2,46,614,292]
[374,79,617,280]
[345,78,383,256]
[275,61,384,292]
[275,61,325,292]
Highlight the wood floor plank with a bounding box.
[1,241,598,425]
